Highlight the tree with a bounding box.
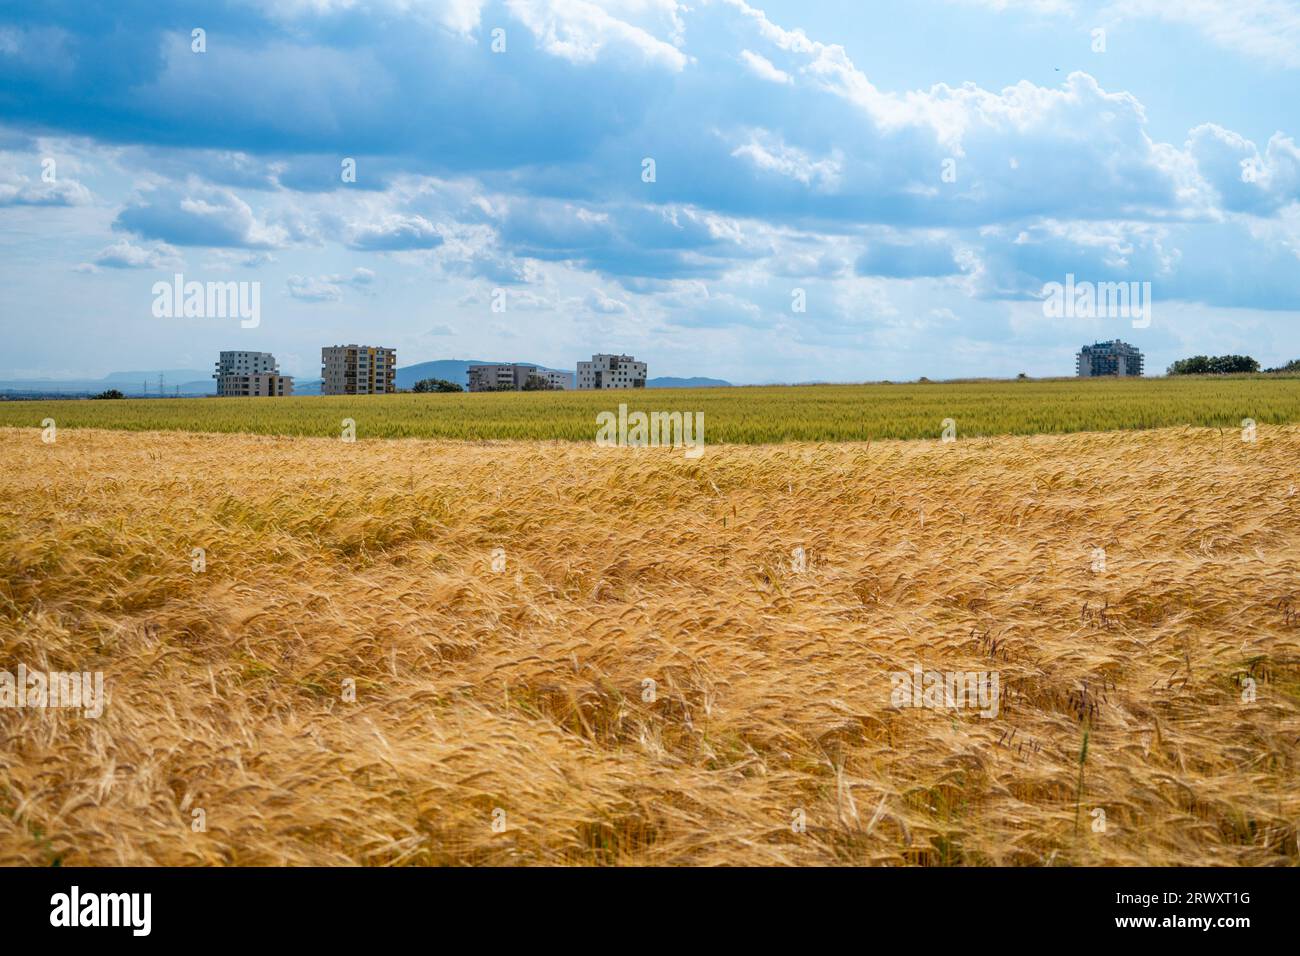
[1167,354,1259,375]
[413,378,462,393]
[1167,356,1212,375]
[521,374,560,391]
[1215,355,1260,373]
[1265,359,1300,373]
[91,389,126,400]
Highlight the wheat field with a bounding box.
[4,375,1300,442]
[1,424,1298,866]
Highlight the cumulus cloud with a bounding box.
[4,0,1300,381]
[115,185,288,248]
[730,132,841,189]
[92,240,182,269]
[506,0,689,70]
[347,214,444,250]
[499,198,771,280]
[4,0,1277,236]
[286,275,345,301]
[286,268,375,301]
[0,162,91,206]
[584,289,631,314]
[1187,124,1300,214]
[739,49,791,84]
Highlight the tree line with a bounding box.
[1167,355,1300,375]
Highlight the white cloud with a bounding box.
[93,240,182,269]
[250,0,489,36]
[739,49,791,84]
[951,0,1075,12]
[730,132,841,189]
[584,289,631,313]
[1187,124,1300,213]
[116,184,290,248]
[287,274,344,301]
[0,164,92,207]
[950,0,1300,69]
[347,214,443,250]
[506,0,689,70]
[286,268,374,301]
[1108,0,1300,69]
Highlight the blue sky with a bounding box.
[1,0,1298,384]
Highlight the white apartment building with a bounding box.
[467,363,521,391]
[467,364,572,391]
[321,344,397,395]
[575,354,647,389]
[1076,340,1145,377]
[213,351,294,396]
[531,368,573,390]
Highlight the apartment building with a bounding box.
[575,353,647,389]
[467,364,572,391]
[321,344,397,395]
[467,363,522,392]
[213,350,294,396]
[531,368,573,390]
[1076,340,1144,377]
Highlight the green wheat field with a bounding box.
[3,376,1299,443]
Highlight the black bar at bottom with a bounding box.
[0,866,1287,942]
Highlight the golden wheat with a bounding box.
[1,425,1297,865]
[3,375,1299,442]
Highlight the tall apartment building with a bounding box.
[575,354,647,389]
[213,350,294,396]
[321,344,397,395]
[1076,340,1144,377]
[467,364,572,392]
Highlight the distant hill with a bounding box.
[647,376,730,388]
[396,360,489,389]
[102,369,211,385]
[0,369,214,396]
